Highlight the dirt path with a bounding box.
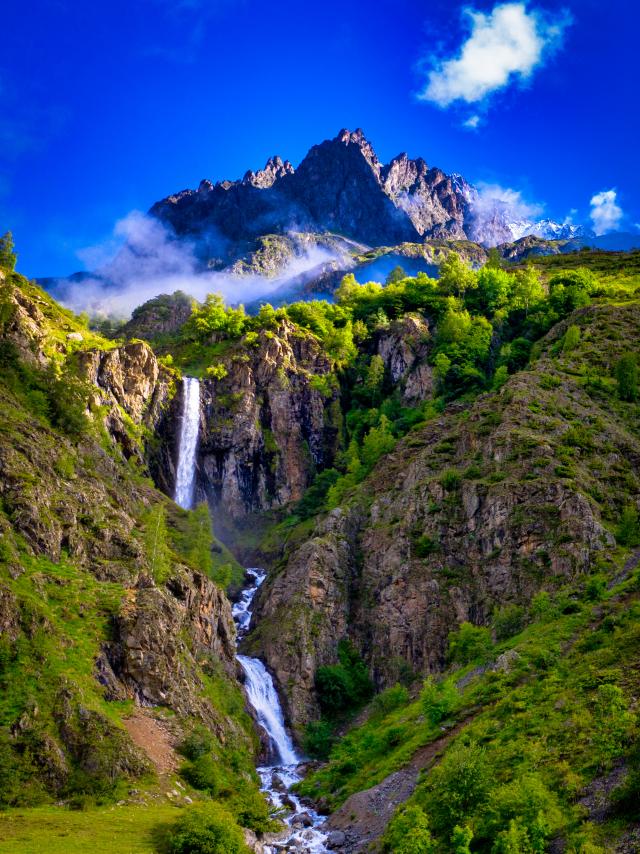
[324,719,469,852]
[123,710,179,776]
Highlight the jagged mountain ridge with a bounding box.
[150,128,584,258]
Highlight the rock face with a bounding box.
[150,129,475,256]
[195,320,341,542]
[78,340,175,457]
[100,569,238,733]
[375,314,434,405]
[251,305,637,728]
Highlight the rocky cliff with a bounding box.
[250,302,640,728]
[194,319,341,544]
[150,129,475,259]
[0,270,253,804]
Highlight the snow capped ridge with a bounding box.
[509,218,594,241]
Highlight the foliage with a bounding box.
[315,640,373,716]
[419,741,490,833]
[617,504,640,547]
[592,683,634,769]
[420,677,459,724]
[303,720,334,759]
[183,293,247,343]
[448,622,494,665]
[493,605,525,641]
[383,804,436,853]
[167,803,250,854]
[615,353,638,401]
[0,231,17,271]
[141,504,171,582]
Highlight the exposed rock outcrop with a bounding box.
[251,305,637,727]
[375,313,433,404]
[195,319,341,543]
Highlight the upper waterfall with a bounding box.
[174,377,200,510]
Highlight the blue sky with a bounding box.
[2,0,638,277]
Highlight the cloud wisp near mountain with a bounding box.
[43,128,635,317]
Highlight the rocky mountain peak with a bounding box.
[243,155,295,189]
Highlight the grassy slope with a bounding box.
[0,269,261,849]
[293,295,640,850]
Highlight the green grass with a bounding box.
[0,803,180,854]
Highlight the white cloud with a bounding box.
[463,114,481,130]
[472,183,544,221]
[419,2,571,108]
[590,189,623,235]
[59,211,347,317]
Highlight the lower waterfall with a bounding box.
[232,569,329,853]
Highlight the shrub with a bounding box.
[315,640,373,716]
[373,684,410,716]
[440,469,461,491]
[617,504,640,547]
[420,677,459,724]
[420,741,489,833]
[593,683,634,769]
[303,720,334,759]
[493,605,525,641]
[563,324,581,352]
[179,725,216,760]
[615,353,638,402]
[181,754,225,795]
[383,804,436,853]
[448,622,493,665]
[413,534,439,558]
[206,363,228,380]
[167,803,249,854]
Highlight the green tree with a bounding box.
[361,415,396,471]
[186,503,214,575]
[386,265,406,285]
[420,677,459,724]
[421,741,489,833]
[384,805,436,854]
[452,825,474,854]
[615,353,638,402]
[438,253,477,297]
[0,231,17,271]
[511,267,544,315]
[617,504,640,546]
[365,354,386,404]
[563,324,581,352]
[448,622,493,665]
[143,504,171,583]
[593,683,634,769]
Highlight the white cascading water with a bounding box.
[172,397,327,851]
[174,377,200,510]
[233,569,329,853]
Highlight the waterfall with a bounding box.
[174,377,200,510]
[232,569,328,852]
[237,656,299,766]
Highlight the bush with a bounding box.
[373,684,410,716]
[493,605,525,641]
[615,353,638,402]
[315,640,373,716]
[562,324,581,352]
[448,622,493,665]
[179,725,216,761]
[303,720,334,759]
[420,741,489,833]
[420,677,459,725]
[167,803,249,854]
[617,504,640,547]
[413,534,439,558]
[181,754,226,795]
[383,804,436,853]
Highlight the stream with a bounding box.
[175,378,329,853]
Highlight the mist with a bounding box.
[55,211,349,318]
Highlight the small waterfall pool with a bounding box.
[233,569,329,853]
